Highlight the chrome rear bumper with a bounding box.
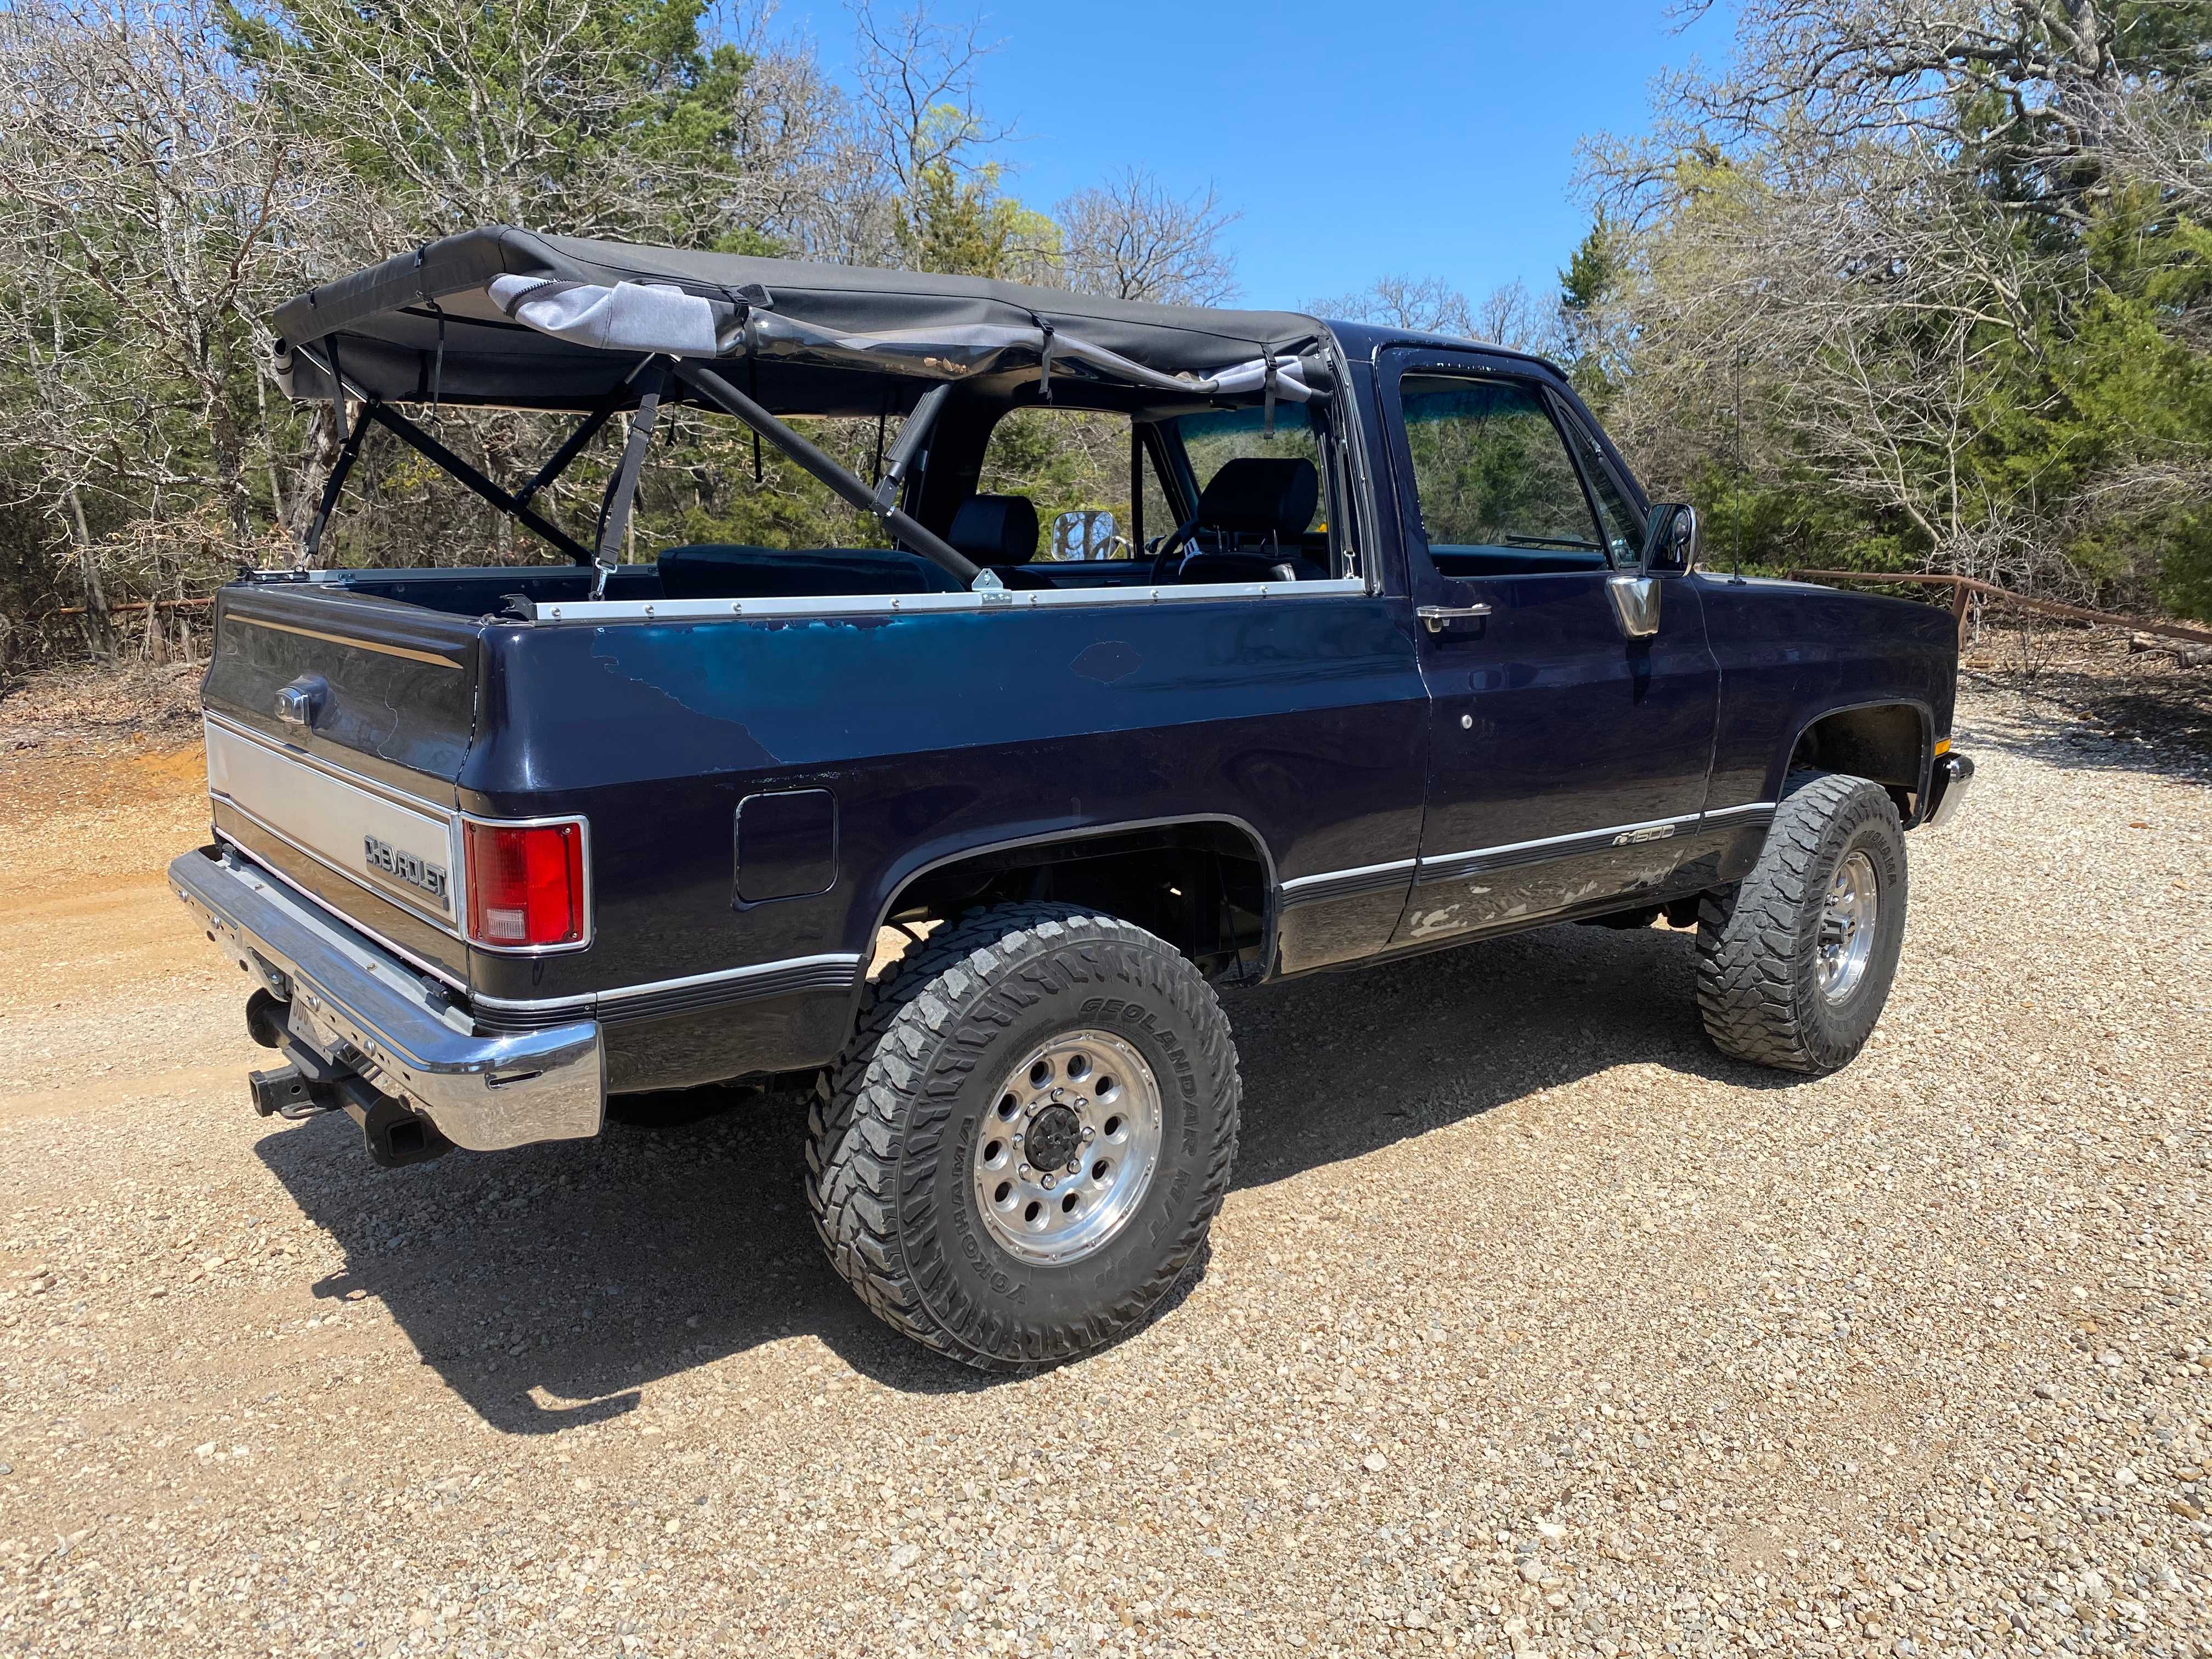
[170,846,603,1151]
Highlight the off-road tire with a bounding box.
[1696,770,1909,1074]
[805,903,1240,1370]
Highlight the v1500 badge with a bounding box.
[363,834,450,906]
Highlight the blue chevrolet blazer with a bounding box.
[172,227,1974,1368]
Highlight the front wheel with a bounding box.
[806,903,1240,1369]
[1696,770,1909,1074]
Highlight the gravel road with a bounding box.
[0,669,2207,1658]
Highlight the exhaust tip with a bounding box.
[246,989,289,1050]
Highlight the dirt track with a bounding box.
[1,673,2209,1658]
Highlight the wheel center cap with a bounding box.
[1026,1103,1082,1171]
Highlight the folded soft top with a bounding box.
[270,225,1329,415]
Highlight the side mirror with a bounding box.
[1050,508,1126,561]
[1639,502,1700,574]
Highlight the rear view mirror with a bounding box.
[1050,509,1128,561]
[1640,503,1701,574]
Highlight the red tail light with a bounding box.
[464,819,586,948]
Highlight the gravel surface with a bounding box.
[0,667,2208,1658]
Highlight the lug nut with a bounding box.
[1081,1126,1095,1142]
[1012,1132,1024,1146]
[1041,1173,1056,1189]
[1019,1164,1032,1178]
[1065,1161,1079,1175]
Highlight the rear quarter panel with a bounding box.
[1695,574,1958,809]
[464,595,1427,1089]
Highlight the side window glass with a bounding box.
[1397,375,1606,578]
[1562,416,1646,567]
[978,408,1136,559]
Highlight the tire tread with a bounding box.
[805,903,1239,1370]
[1695,770,1904,1074]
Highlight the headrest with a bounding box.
[948,494,1039,565]
[1196,457,1318,540]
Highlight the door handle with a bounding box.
[1416,603,1493,633]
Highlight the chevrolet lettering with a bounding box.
[169,225,1977,1369]
[361,835,448,905]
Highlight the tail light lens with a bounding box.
[464,819,586,948]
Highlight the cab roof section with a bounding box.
[268,224,1338,419]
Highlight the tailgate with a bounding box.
[200,581,487,983]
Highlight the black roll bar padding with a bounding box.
[673,363,981,586]
[358,400,596,565]
[872,382,951,511]
[302,414,370,564]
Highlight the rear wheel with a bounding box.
[806,902,1240,1369]
[1696,770,1909,1074]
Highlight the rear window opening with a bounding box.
[289,374,1359,617]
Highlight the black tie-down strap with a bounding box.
[591,361,668,597]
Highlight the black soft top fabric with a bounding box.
[271,225,1326,415]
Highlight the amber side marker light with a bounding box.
[464,820,586,948]
[1934,738,1952,756]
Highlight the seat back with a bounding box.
[949,494,1039,567]
[1176,458,1322,582]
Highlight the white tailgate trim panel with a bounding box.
[204,718,464,934]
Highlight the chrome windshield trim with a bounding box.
[532,577,1370,626]
[469,951,866,1014]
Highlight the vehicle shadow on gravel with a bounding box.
[253,920,1801,1432]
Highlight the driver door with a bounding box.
[1383,354,1719,944]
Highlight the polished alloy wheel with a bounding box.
[1818,849,1880,1003]
[971,1029,1163,1265]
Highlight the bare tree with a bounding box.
[1650,0,2148,220]
[1054,170,1238,304]
[0,1,336,594]
[1307,274,1561,353]
[846,0,1007,197]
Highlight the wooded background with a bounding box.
[3,0,2209,673]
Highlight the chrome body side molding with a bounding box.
[1280,803,1780,906]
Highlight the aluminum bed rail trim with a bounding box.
[530,577,1370,625]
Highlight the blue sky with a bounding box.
[768,1,1737,309]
